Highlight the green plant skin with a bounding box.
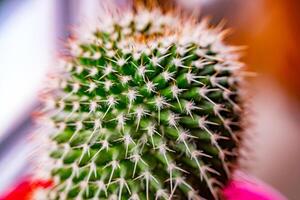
[43,8,244,200]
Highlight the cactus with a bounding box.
[39,3,245,200]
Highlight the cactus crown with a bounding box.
[40,3,244,200]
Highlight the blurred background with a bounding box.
[0,0,299,199]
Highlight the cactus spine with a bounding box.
[39,4,244,200]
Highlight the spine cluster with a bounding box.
[39,7,244,200]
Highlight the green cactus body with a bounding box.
[40,6,244,200]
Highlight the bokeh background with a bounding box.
[0,0,299,199]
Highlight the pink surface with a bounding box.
[223,171,287,200]
[0,177,52,200]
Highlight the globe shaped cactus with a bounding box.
[37,2,245,200]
